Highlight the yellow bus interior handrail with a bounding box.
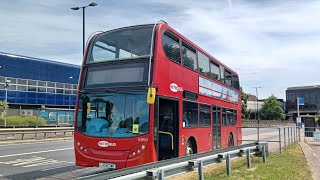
[158,131,174,150]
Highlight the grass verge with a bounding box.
[169,144,312,180]
[0,116,46,126]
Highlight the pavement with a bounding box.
[300,141,320,180]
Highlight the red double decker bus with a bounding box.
[74,21,241,169]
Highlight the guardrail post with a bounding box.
[198,160,204,180]
[284,128,286,151]
[158,169,165,180]
[44,132,46,138]
[262,145,267,163]
[294,127,296,142]
[278,127,282,153]
[257,127,260,141]
[226,153,231,176]
[290,127,293,145]
[298,127,301,142]
[22,133,24,140]
[246,149,251,169]
[288,127,290,146]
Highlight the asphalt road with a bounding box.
[0,127,282,180]
[242,127,277,136]
[0,140,76,180]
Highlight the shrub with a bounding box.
[0,116,46,127]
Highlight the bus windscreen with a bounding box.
[76,92,149,138]
[87,25,153,63]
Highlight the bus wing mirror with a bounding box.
[147,87,156,104]
[87,103,91,114]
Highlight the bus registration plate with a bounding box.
[99,162,116,169]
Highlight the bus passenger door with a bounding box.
[156,98,179,160]
[212,105,221,149]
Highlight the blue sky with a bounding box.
[1,0,319,99]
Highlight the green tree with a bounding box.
[0,100,8,118]
[260,95,285,120]
[241,87,250,119]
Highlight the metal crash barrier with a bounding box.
[0,127,74,140]
[76,142,268,180]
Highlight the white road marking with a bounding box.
[12,157,45,166]
[15,158,49,166]
[0,139,73,147]
[0,147,73,158]
[0,156,73,168]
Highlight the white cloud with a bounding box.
[0,0,319,100]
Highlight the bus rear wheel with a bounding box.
[186,140,194,155]
[228,134,234,147]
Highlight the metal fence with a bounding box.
[0,108,75,127]
[237,126,300,153]
[304,126,320,143]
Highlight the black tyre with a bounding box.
[228,134,234,147]
[185,140,194,155]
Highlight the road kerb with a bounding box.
[299,142,320,180]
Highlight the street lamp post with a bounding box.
[71,2,97,55]
[253,87,262,124]
[68,76,73,109]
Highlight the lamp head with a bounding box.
[71,7,80,10]
[89,2,97,7]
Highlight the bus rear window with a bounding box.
[162,32,181,64]
[182,42,196,70]
[197,52,210,77]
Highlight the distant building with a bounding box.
[247,100,263,113]
[247,95,285,120]
[0,52,80,109]
[286,85,320,120]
